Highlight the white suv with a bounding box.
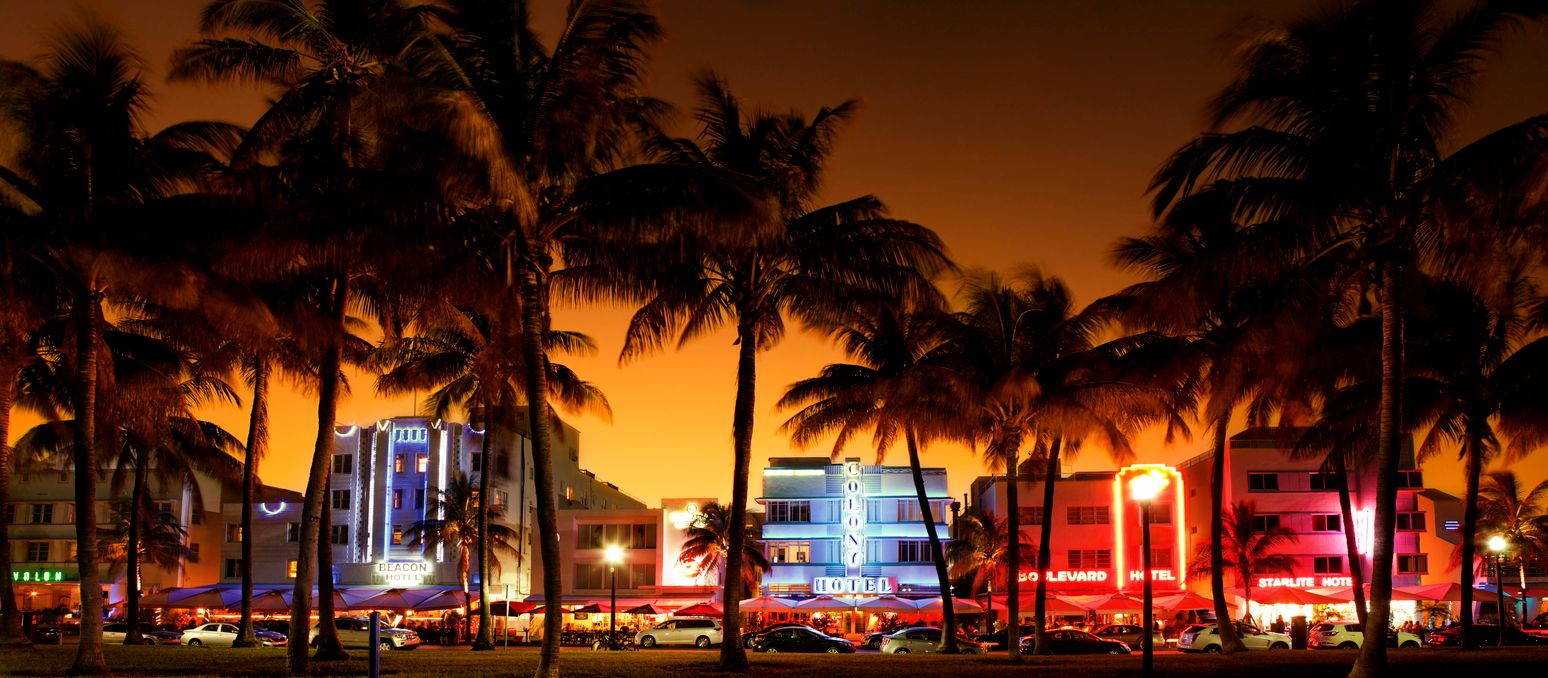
[1309,622,1422,649]
[636,618,722,648]
[1178,623,1290,652]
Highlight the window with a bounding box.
[1067,549,1111,569]
[1308,472,1338,491]
[1018,507,1044,525]
[31,504,53,524]
[417,453,429,474]
[287,560,298,579]
[577,523,656,550]
[1397,470,1423,489]
[191,511,202,525]
[767,501,811,523]
[1314,556,1344,574]
[1066,506,1110,525]
[2,505,11,524]
[573,563,605,589]
[629,524,656,549]
[287,523,301,542]
[189,543,200,558]
[472,454,483,473]
[392,490,403,509]
[25,542,49,562]
[1397,554,1428,574]
[331,490,350,510]
[332,454,353,474]
[1248,472,1280,491]
[1151,549,1172,569]
[1396,512,1426,532]
[391,526,403,546]
[226,525,243,543]
[1148,503,1172,524]
[1250,515,1281,533]
[225,559,241,578]
[630,563,655,588]
[1312,515,1342,532]
[331,524,349,546]
[564,485,573,501]
[897,501,924,522]
[769,542,811,564]
[414,489,426,510]
[897,540,931,563]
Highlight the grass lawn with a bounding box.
[2,646,1546,677]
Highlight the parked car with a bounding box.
[745,622,817,648]
[751,626,856,653]
[309,618,420,651]
[880,627,987,654]
[1019,628,1131,655]
[1426,624,1548,647]
[30,626,61,645]
[974,624,1037,651]
[636,618,722,648]
[1177,623,1290,653]
[254,620,292,635]
[182,622,287,647]
[1309,622,1421,649]
[1092,623,1165,651]
[102,623,184,645]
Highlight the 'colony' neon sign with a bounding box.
[842,461,865,573]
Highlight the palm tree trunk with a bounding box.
[70,289,107,675]
[515,259,563,678]
[125,458,147,645]
[1352,263,1404,678]
[0,359,31,648]
[1032,435,1061,655]
[473,400,495,651]
[235,354,266,648]
[1003,433,1022,661]
[1458,432,1483,649]
[289,275,348,675]
[1333,454,1368,628]
[1209,416,1245,653]
[315,473,347,659]
[905,430,957,651]
[718,325,757,671]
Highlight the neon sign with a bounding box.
[393,427,428,443]
[842,461,865,573]
[1113,464,1186,589]
[813,576,895,595]
[1258,576,1352,589]
[373,561,432,585]
[12,570,71,583]
[1018,569,1110,583]
[258,502,287,516]
[1353,509,1373,556]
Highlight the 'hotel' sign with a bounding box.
[812,576,896,595]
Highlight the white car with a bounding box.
[182,622,287,647]
[1309,622,1422,649]
[1178,623,1290,652]
[309,618,421,651]
[879,627,987,654]
[635,618,722,648]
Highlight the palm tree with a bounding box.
[373,301,610,650]
[619,75,948,669]
[1187,501,1298,624]
[1150,3,1548,672]
[1477,471,1548,607]
[405,471,521,643]
[1,16,241,669]
[97,505,198,596]
[778,296,966,650]
[944,509,1033,622]
[677,502,769,599]
[0,215,50,648]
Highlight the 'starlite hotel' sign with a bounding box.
[1257,576,1354,588]
[812,576,896,595]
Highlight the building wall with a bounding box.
[528,501,717,604]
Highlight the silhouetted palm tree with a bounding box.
[1151,3,1548,671]
[1187,501,1298,624]
[97,505,198,596]
[1477,471,1548,608]
[677,502,769,599]
[945,509,1032,622]
[405,471,520,643]
[620,75,948,669]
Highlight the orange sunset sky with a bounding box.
[5,0,1548,507]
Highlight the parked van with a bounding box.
[635,618,722,648]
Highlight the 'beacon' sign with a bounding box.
[813,576,896,595]
[842,461,865,574]
[373,561,432,586]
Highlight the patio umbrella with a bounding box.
[624,604,664,615]
[168,587,246,609]
[794,596,857,613]
[854,596,921,612]
[1009,594,1088,613]
[674,602,723,617]
[351,588,422,610]
[1402,583,1507,603]
[914,596,983,614]
[139,587,189,608]
[571,603,613,614]
[489,601,537,616]
[738,596,798,612]
[1517,586,1548,598]
[527,605,569,616]
[413,589,479,611]
[1065,592,1146,613]
[1155,591,1214,611]
[1232,587,1344,606]
[247,590,292,612]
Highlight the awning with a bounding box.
[738,596,799,612]
[674,602,723,617]
[1064,592,1146,613]
[914,596,983,614]
[1404,583,1509,603]
[793,596,857,613]
[1230,587,1344,605]
[1155,591,1214,611]
[854,596,920,612]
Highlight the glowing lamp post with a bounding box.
[1487,535,1507,646]
[1129,469,1168,678]
[605,544,625,650]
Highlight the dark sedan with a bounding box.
[1019,628,1132,655]
[751,626,856,654]
[1427,624,1548,647]
[743,623,817,648]
[975,625,1037,651]
[31,626,62,645]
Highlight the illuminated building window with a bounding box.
[767,501,811,523]
[287,523,301,542]
[1017,507,1044,525]
[1151,549,1172,569]
[897,501,923,522]
[331,525,349,546]
[1396,512,1426,532]
[392,490,404,509]
[417,453,429,474]
[1308,472,1339,491]
[287,560,298,579]
[226,525,243,543]
[1397,554,1428,574]
[1248,472,1280,492]
[331,490,350,510]
[897,540,931,563]
[332,454,353,474]
[770,542,811,564]
[391,526,403,546]
[1314,556,1344,574]
[1250,514,1281,533]
[225,559,241,578]
[25,542,49,563]
[30,504,53,524]
[1067,549,1111,569]
[1312,515,1342,532]
[393,454,406,473]
[563,485,573,501]
[1066,506,1109,525]
[1397,470,1423,489]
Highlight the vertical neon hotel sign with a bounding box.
[843,461,865,574]
[1113,464,1186,588]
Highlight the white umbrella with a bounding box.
[854,596,921,612]
[739,596,798,612]
[914,596,983,614]
[794,596,861,612]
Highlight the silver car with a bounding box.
[309,618,420,651]
[636,618,723,648]
[879,627,987,654]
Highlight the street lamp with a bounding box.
[605,544,625,650]
[1129,469,1169,678]
[1487,534,1507,647]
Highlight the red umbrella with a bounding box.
[1156,591,1214,611]
[1230,587,1343,605]
[1005,594,1086,613]
[1402,583,1508,603]
[489,601,537,616]
[1064,592,1146,613]
[674,602,723,617]
[571,603,613,614]
[624,604,664,615]
[527,605,569,615]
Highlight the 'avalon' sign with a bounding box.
[812,576,896,595]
